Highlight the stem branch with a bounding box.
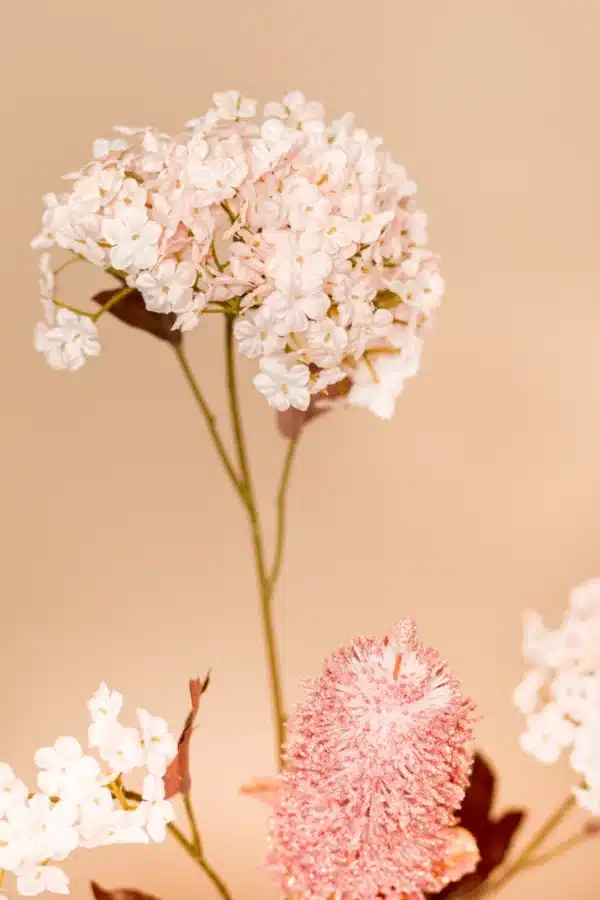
[224,316,286,769]
[479,792,577,897]
[172,344,245,502]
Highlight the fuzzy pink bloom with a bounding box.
[265,620,476,899]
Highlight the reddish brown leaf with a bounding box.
[163,674,210,799]
[92,288,183,345]
[276,377,351,438]
[431,752,526,898]
[91,882,161,900]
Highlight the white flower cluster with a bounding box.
[514,579,600,814]
[0,684,177,896]
[32,90,444,419]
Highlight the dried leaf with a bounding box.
[92,288,183,345]
[91,883,161,900]
[431,752,526,898]
[276,377,351,438]
[239,775,282,808]
[163,673,210,799]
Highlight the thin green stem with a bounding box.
[224,315,286,769]
[478,792,577,897]
[269,436,299,592]
[122,788,233,900]
[211,243,226,273]
[53,300,94,318]
[91,286,134,321]
[53,255,82,276]
[220,201,236,225]
[522,829,593,870]
[172,343,245,502]
[53,286,134,322]
[184,792,203,854]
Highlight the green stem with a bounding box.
[478,792,577,897]
[53,286,134,322]
[522,829,593,870]
[172,343,245,502]
[224,315,286,770]
[91,285,134,321]
[269,436,299,593]
[122,789,233,900]
[184,792,203,854]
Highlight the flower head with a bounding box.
[515,579,600,813]
[0,684,177,895]
[33,90,443,418]
[265,620,476,899]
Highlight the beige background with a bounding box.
[1,0,599,897]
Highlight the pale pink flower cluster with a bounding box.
[515,579,600,814]
[32,90,444,418]
[0,684,177,896]
[265,620,476,899]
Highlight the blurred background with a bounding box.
[1,1,599,897]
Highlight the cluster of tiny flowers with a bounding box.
[514,579,600,815]
[265,620,476,899]
[32,90,444,418]
[0,684,177,895]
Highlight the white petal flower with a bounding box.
[253,358,310,412]
[137,710,177,777]
[0,764,29,818]
[519,704,575,764]
[234,308,284,358]
[513,669,545,716]
[138,775,176,842]
[34,310,100,372]
[35,737,100,802]
[213,90,256,120]
[16,864,70,896]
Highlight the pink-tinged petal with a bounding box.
[239,776,282,808]
[435,827,480,885]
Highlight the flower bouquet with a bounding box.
[4,90,597,899]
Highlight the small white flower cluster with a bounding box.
[0,684,177,896]
[32,90,444,419]
[514,579,600,814]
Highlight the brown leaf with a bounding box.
[431,752,526,898]
[276,377,351,438]
[92,288,183,345]
[163,674,210,799]
[91,883,161,900]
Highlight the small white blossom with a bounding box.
[253,358,310,411]
[138,775,175,842]
[137,710,177,777]
[35,737,100,802]
[234,307,284,358]
[102,209,162,271]
[34,310,100,372]
[136,260,196,313]
[213,90,256,120]
[15,864,70,897]
[516,580,600,813]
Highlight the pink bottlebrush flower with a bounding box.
[265,620,476,899]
